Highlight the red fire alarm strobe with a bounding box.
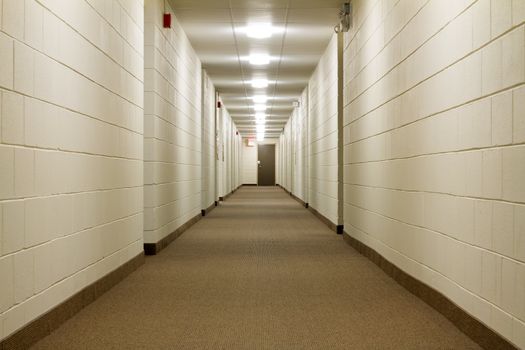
[163,13,171,28]
[217,101,222,108]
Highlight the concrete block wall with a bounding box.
[217,104,241,197]
[279,87,309,201]
[280,113,292,191]
[308,35,340,224]
[241,139,257,184]
[343,0,525,347]
[201,70,215,209]
[279,38,339,214]
[235,129,241,189]
[275,133,280,187]
[218,105,229,197]
[293,88,309,202]
[143,0,202,244]
[0,0,144,341]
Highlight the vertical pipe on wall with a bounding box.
[201,71,206,210]
[215,91,220,203]
[337,32,344,227]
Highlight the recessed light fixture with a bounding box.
[241,23,284,39]
[252,95,268,103]
[245,23,273,39]
[255,112,266,120]
[256,124,265,133]
[251,79,269,88]
[253,104,267,111]
[257,132,265,141]
[248,54,270,66]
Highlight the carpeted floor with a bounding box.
[32,187,480,349]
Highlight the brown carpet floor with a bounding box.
[32,187,480,349]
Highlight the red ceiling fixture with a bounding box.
[163,13,171,28]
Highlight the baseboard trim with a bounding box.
[307,206,343,234]
[290,192,308,208]
[0,252,144,350]
[219,187,239,202]
[242,183,257,186]
[144,213,202,255]
[342,232,517,350]
[201,202,216,217]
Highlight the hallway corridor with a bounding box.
[32,187,478,349]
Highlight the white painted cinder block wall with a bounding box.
[308,35,340,224]
[143,0,202,244]
[217,104,241,197]
[281,115,292,190]
[201,70,216,209]
[279,87,308,202]
[241,139,257,185]
[0,0,145,341]
[343,0,525,347]
[293,88,308,202]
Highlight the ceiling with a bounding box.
[168,0,344,139]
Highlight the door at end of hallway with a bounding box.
[257,144,275,186]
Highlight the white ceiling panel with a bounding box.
[289,0,346,8]
[287,8,340,24]
[169,0,231,9]
[231,9,288,22]
[173,9,232,22]
[229,0,290,9]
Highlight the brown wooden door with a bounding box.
[257,144,275,186]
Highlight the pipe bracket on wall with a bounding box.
[334,2,352,33]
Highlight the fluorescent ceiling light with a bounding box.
[257,133,265,141]
[256,125,265,133]
[256,118,266,125]
[251,79,269,88]
[245,23,273,39]
[253,104,267,111]
[252,95,268,103]
[241,23,284,39]
[255,112,266,120]
[248,54,270,66]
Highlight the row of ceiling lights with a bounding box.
[239,23,283,141]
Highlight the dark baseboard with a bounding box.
[290,192,308,208]
[242,183,257,186]
[342,232,517,350]
[201,202,216,217]
[0,252,144,350]
[219,187,239,202]
[144,213,202,255]
[308,206,343,234]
